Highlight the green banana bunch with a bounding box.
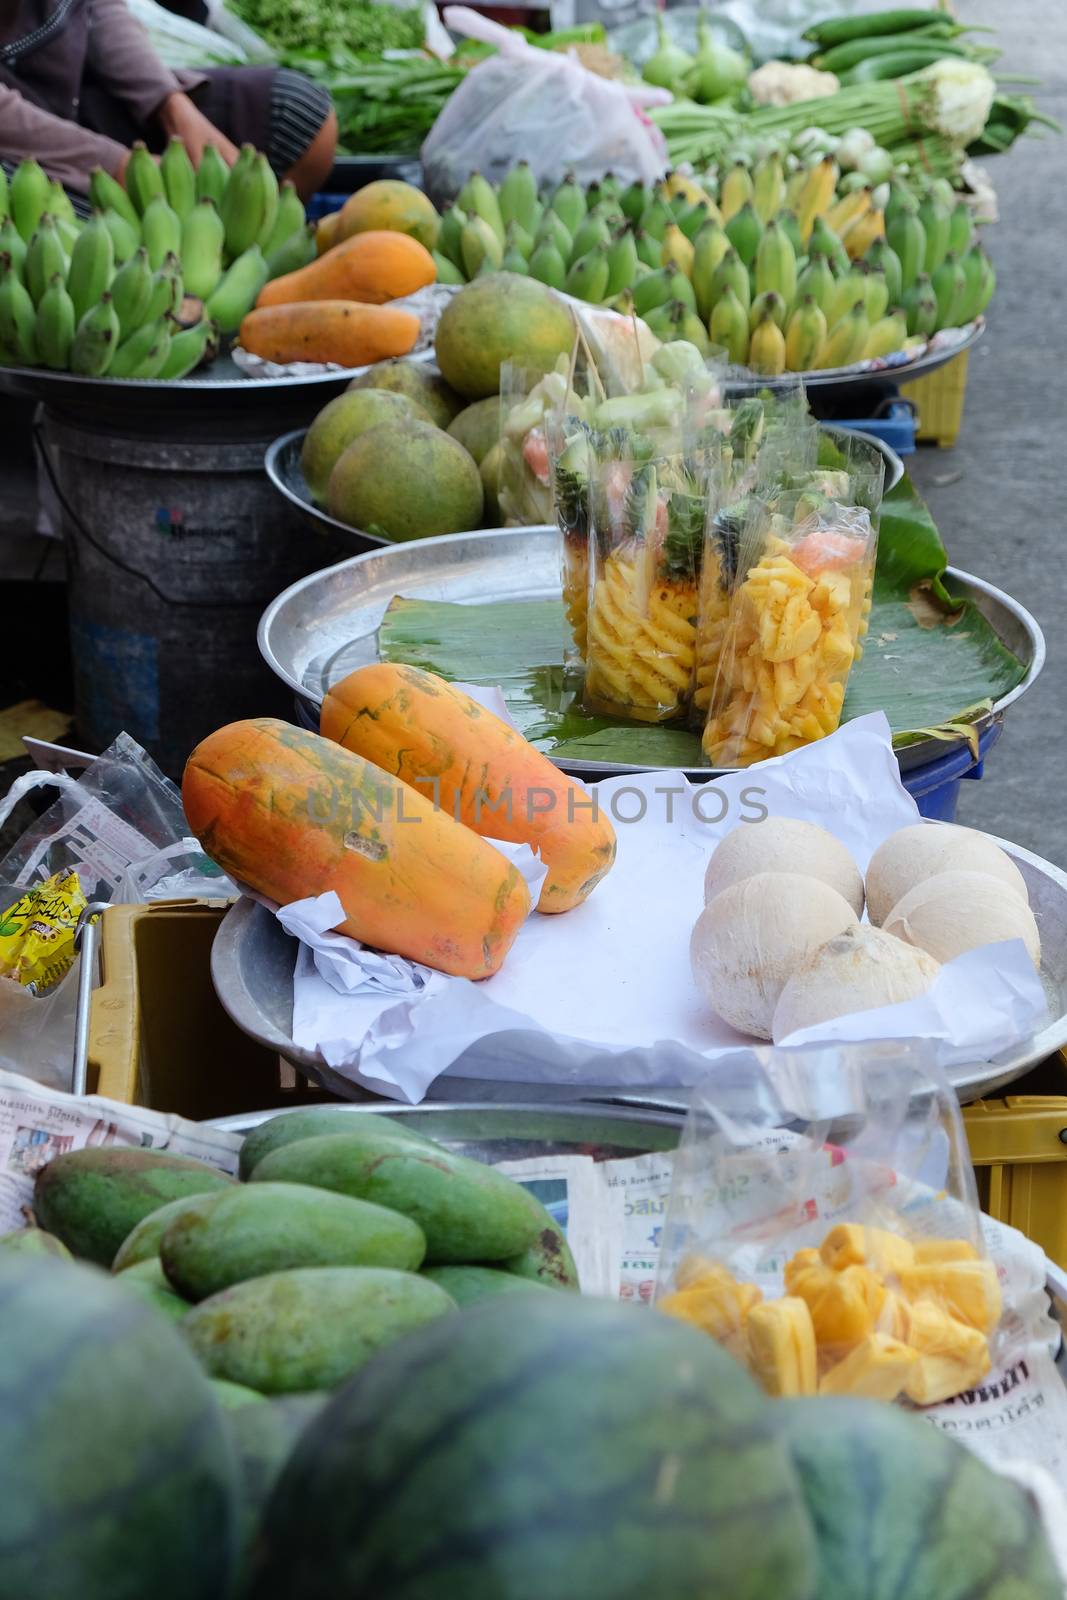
[528,239,566,290]
[752,153,785,225]
[25,215,67,306]
[931,252,966,329]
[35,273,75,369]
[901,273,937,337]
[253,154,280,251]
[724,201,762,268]
[754,220,796,310]
[110,247,153,337]
[161,138,196,221]
[263,181,305,257]
[181,198,225,299]
[0,251,38,363]
[748,289,787,333]
[863,266,889,324]
[498,161,540,234]
[432,250,465,285]
[10,160,49,243]
[569,212,611,263]
[125,143,165,216]
[142,255,183,324]
[67,213,115,322]
[159,317,218,380]
[918,192,950,276]
[864,237,902,305]
[457,173,504,245]
[218,146,260,258]
[70,292,120,376]
[141,195,182,272]
[535,209,572,264]
[90,167,140,231]
[549,175,586,237]
[619,181,648,224]
[692,220,731,321]
[605,228,639,297]
[45,181,77,229]
[266,222,317,281]
[784,295,826,372]
[460,216,503,278]
[0,218,27,280]
[436,206,466,269]
[947,201,974,259]
[101,208,140,267]
[196,145,230,207]
[709,247,750,314]
[205,243,267,333]
[709,286,749,364]
[564,248,610,303]
[109,315,173,379]
[886,201,925,292]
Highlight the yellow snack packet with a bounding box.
[0,869,87,994]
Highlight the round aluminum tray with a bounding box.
[263,423,903,560]
[725,322,985,393]
[0,351,352,416]
[210,833,1067,1108]
[257,524,1043,779]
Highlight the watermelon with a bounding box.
[781,1398,1062,1599]
[245,1294,818,1599]
[227,1395,327,1572]
[0,1257,238,1600]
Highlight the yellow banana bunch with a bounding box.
[752,154,785,225]
[825,187,871,240]
[660,224,695,278]
[844,208,886,261]
[785,296,827,372]
[796,157,839,246]
[749,310,786,376]
[719,161,754,223]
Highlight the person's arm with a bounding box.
[0,81,128,192]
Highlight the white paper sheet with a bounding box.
[280,714,1049,1102]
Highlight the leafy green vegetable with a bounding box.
[285,50,465,154]
[230,0,422,57]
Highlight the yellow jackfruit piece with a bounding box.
[746,1296,817,1397]
[818,1333,918,1402]
[790,1260,885,1350]
[903,1299,992,1405]
[897,1260,1002,1335]
[876,1291,910,1342]
[820,1224,915,1276]
[912,1238,979,1265]
[658,1264,762,1346]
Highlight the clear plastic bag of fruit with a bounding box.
[498,358,585,529]
[653,1041,1001,1408]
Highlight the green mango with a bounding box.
[420,1265,550,1307]
[112,1256,191,1323]
[251,1131,541,1263]
[238,1106,432,1180]
[160,1181,427,1302]
[210,1379,268,1410]
[501,1208,580,1289]
[182,1266,457,1393]
[0,1228,70,1260]
[112,1191,218,1271]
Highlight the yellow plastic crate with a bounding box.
[900,350,970,448]
[963,1052,1067,1271]
[87,901,324,1119]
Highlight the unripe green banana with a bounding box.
[564,247,610,304]
[710,247,750,314]
[619,180,649,225]
[0,168,7,224]
[504,219,534,261]
[883,181,916,229]
[141,195,182,271]
[159,316,218,379]
[930,252,966,330]
[863,265,888,324]
[535,209,572,263]
[864,237,902,305]
[808,215,849,275]
[110,315,173,379]
[205,243,268,333]
[0,218,27,281]
[569,212,611,265]
[634,228,662,270]
[819,302,868,369]
[125,142,165,217]
[864,310,908,360]
[160,137,196,221]
[253,154,280,250]
[45,180,77,229]
[0,252,38,362]
[605,228,639,297]
[181,197,226,298]
[796,251,834,319]
[785,295,826,372]
[35,273,75,369]
[673,303,711,355]
[754,219,796,310]
[218,145,261,258]
[500,242,528,275]
[90,166,140,231]
[142,256,183,326]
[436,205,467,269]
[886,202,925,292]
[589,171,619,203]
[947,200,974,260]
[549,175,586,237]
[665,265,697,312]
[901,273,937,337]
[263,180,305,257]
[25,215,67,306]
[56,217,80,255]
[102,208,140,266]
[828,263,870,330]
[642,297,680,343]
[632,265,675,317]
[775,208,802,257]
[70,291,119,375]
[917,193,950,276]
[752,153,785,224]
[749,308,786,375]
[432,249,465,285]
[196,144,230,206]
[110,247,153,337]
[638,197,671,243]
[709,286,749,365]
[460,215,503,278]
[748,289,787,333]
[724,201,763,268]
[676,201,714,243]
[692,220,731,321]
[975,247,995,316]
[11,159,49,243]
[498,161,540,234]
[457,173,504,245]
[527,239,566,291]
[266,221,317,281]
[69,216,116,325]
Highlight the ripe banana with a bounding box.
[460,215,503,279]
[196,145,230,207]
[181,198,226,299]
[161,137,196,222]
[663,170,708,208]
[110,247,153,337]
[752,154,785,225]
[825,186,871,240]
[159,316,217,380]
[266,222,317,282]
[205,243,268,334]
[109,315,173,379]
[65,214,113,324]
[35,273,75,369]
[660,223,694,278]
[902,273,938,337]
[10,159,49,243]
[253,154,280,251]
[101,208,140,267]
[754,220,796,310]
[605,229,639,297]
[710,247,750,314]
[457,172,505,246]
[886,203,925,292]
[724,201,762,269]
[818,302,868,369]
[864,310,908,360]
[0,218,27,281]
[70,292,120,375]
[548,175,586,238]
[843,207,885,262]
[89,166,140,231]
[748,290,787,333]
[263,180,305,257]
[719,161,754,223]
[749,309,786,376]
[785,295,827,372]
[692,221,731,322]
[25,215,67,307]
[125,142,165,217]
[865,237,902,305]
[564,248,610,304]
[528,240,566,291]
[218,145,261,259]
[141,195,182,272]
[709,286,750,364]
[796,156,839,245]
[498,161,540,234]
[0,252,38,362]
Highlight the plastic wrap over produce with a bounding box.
[654,1043,1004,1409]
[421,8,670,205]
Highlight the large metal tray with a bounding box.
[727,322,985,393]
[210,833,1067,1109]
[257,525,1043,779]
[263,423,904,559]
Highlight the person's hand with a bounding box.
[157,91,239,167]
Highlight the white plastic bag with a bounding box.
[421,7,670,204]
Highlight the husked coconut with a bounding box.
[690,871,859,1040]
[884,869,1041,970]
[704,817,864,917]
[865,822,1029,927]
[772,924,941,1043]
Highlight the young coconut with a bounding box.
[691,871,858,1039]
[772,924,941,1044]
[865,822,1029,927]
[884,870,1041,971]
[704,818,864,917]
